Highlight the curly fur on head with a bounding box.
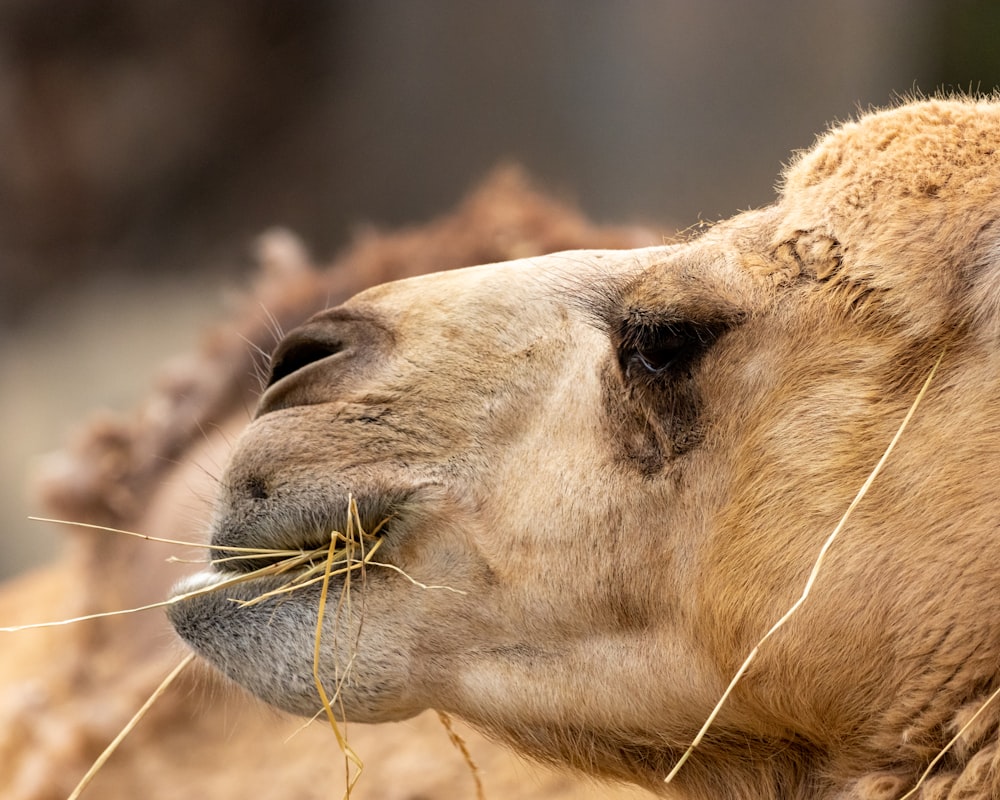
[776,98,1000,339]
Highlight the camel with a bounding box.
[168,98,1000,799]
[0,170,652,799]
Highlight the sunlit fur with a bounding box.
[170,98,1000,798]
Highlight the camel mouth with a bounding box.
[168,510,386,619]
[209,492,405,575]
[168,492,409,625]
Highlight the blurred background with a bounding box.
[2,0,999,579]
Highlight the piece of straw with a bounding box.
[665,352,944,784]
[437,711,486,800]
[312,499,367,797]
[0,548,329,632]
[28,516,304,556]
[897,682,1000,799]
[68,653,195,800]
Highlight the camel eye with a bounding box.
[629,331,687,375]
[618,318,714,381]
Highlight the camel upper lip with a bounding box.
[170,528,384,603]
[209,491,406,574]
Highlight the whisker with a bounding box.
[203,418,236,449]
[237,331,274,366]
[258,302,286,348]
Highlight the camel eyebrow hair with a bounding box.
[567,271,670,335]
[614,307,735,339]
[576,280,746,341]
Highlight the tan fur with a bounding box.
[170,99,1000,799]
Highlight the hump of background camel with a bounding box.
[0,168,656,800]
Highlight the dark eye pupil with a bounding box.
[633,336,683,373]
[616,312,732,381]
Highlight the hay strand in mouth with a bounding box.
[311,497,372,797]
[0,547,330,632]
[664,351,944,785]
[236,538,384,608]
[67,653,195,800]
[27,516,305,557]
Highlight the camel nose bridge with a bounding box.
[257,307,394,415]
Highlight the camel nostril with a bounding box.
[266,331,344,388]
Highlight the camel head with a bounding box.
[169,98,1000,799]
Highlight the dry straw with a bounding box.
[436,710,486,800]
[6,499,472,800]
[66,653,195,800]
[310,497,382,794]
[897,681,1000,799]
